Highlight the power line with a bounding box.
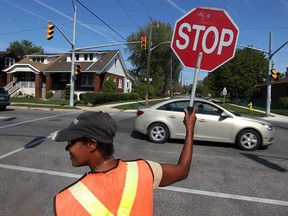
[0,22,72,36]
[76,0,127,41]
[116,0,141,30]
[140,0,151,20]
[241,26,288,30]
[78,21,135,28]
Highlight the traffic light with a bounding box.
[74,64,82,76]
[270,68,279,81]
[46,23,54,40]
[141,36,147,50]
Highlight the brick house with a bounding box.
[3,50,133,98]
[0,51,20,86]
[260,76,288,101]
[270,77,288,100]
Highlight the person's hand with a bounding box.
[183,108,197,131]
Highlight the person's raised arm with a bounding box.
[159,108,197,187]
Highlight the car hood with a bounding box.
[237,115,272,125]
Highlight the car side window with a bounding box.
[195,102,221,116]
[158,101,189,112]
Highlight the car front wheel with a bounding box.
[148,123,169,143]
[236,129,261,151]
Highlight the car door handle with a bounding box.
[198,119,206,122]
[169,115,176,119]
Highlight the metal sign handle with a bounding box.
[188,52,203,114]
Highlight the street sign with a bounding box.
[171,7,239,72]
[223,87,227,95]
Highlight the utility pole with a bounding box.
[266,32,272,116]
[70,1,77,107]
[266,33,288,115]
[145,21,153,106]
[170,56,173,97]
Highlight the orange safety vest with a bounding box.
[54,160,154,216]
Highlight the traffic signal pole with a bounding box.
[47,3,76,107]
[238,32,288,116]
[70,3,77,107]
[266,32,272,116]
[145,22,153,106]
[266,33,288,116]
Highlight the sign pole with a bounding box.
[188,52,203,113]
[223,87,227,105]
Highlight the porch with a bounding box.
[5,81,46,98]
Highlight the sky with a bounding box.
[0,0,288,84]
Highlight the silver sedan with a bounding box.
[134,98,275,151]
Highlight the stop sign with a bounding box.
[171,7,239,72]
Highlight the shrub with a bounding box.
[45,91,53,99]
[102,78,116,93]
[280,97,288,109]
[132,83,156,99]
[80,92,139,105]
[64,85,70,100]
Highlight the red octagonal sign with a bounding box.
[171,7,239,72]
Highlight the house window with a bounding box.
[60,74,68,81]
[118,78,123,89]
[81,74,93,87]
[5,57,15,67]
[31,57,44,63]
[75,54,79,61]
[84,54,88,60]
[89,54,93,60]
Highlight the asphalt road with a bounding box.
[0,108,287,216]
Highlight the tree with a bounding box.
[126,20,182,97]
[6,39,44,59]
[203,48,268,98]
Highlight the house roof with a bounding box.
[0,51,20,61]
[15,58,52,71]
[44,50,119,73]
[272,76,288,85]
[3,50,133,82]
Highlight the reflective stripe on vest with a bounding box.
[68,181,113,215]
[67,161,139,215]
[117,161,138,215]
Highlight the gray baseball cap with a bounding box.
[51,111,118,144]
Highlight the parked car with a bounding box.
[0,87,11,111]
[134,97,275,151]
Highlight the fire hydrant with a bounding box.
[248,102,253,111]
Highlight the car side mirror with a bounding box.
[220,111,230,118]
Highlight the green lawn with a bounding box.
[113,99,168,110]
[11,97,88,105]
[220,104,266,117]
[114,99,266,117]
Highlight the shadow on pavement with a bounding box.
[241,153,287,172]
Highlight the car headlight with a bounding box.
[264,124,273,131]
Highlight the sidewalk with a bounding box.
[230,104,288,123]
[78,99,167,113]
[261,113,288,122]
